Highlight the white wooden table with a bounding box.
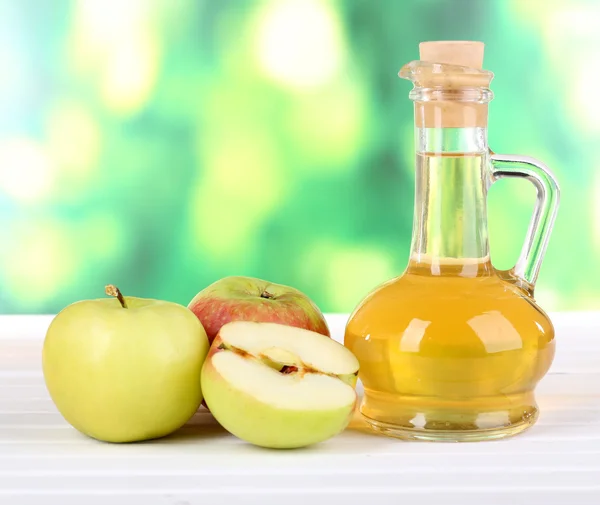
[1,312,599,505]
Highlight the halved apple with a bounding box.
[201,321,359,449]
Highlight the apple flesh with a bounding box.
[201,321,359,449]
[188,276,330,344]
[42,286,210,443]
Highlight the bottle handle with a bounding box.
[489,152,560,294]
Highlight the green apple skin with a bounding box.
[201,337,356,449]
[42,296,210,443]
[188,276,330,344]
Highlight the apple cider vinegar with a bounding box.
[345,41,560,441]
[344,255,555,438]
[344,145,557,441]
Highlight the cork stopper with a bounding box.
[399,40,493,128]
[419,41,484,69]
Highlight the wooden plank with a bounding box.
[1,312,599,504]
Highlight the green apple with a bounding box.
[187,276,330,344]
[201,321,359,449]
[42,285,210,443]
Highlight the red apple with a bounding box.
[187,276,330,344]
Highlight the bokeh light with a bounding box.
[0,139,53,203]
[190,123,288,260]
[0,218,81,306]
[254,0,345,89]
[0,0,595,314]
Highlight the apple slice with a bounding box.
[201,321,359,449]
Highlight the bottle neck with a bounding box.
[408,127,492,277]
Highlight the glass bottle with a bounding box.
[344,41,560,441]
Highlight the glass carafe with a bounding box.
[344,41,560,442]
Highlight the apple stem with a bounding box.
[260,291,275,300]
[105,285,127,308]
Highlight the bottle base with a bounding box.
[359,389,540,442]
[362,410,538,442]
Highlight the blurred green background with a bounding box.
[0,0,596,314]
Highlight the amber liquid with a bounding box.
[344,152,555,441]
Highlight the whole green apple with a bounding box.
[201,321,359,449]
[188,276,329,344]
[42,285,210,443]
